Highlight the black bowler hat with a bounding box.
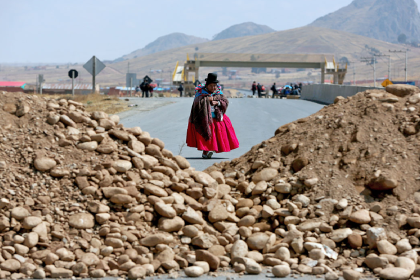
[205,73,219,84]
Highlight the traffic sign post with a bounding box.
[83,56,106,94]
[68,69,79,96]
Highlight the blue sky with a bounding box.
[1,0,420,63]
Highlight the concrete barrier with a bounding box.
[301,84,382,104]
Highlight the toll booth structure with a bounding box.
[173,53,347,96]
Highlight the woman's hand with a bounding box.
[208,96,214,102]
[211,101,219,106]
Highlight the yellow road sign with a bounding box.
[382,79,393,87]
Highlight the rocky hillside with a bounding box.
[213,22,275,41]
[114,33,208,62]
[310,0,420,43]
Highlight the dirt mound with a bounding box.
[2,85,420,280]
[204,84,420,279]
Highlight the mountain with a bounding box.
[114,33,209,62]
[105,26,420,84]
[213,22,275,40]
[310,0,420,43]
[6,26,420,85]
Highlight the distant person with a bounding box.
[149,83,154,97]
[251,81,257,96]
[144,82,150,98]
[186,73,239,159]
[271,83,278,98]
[140,81,146,98]
[135,86,140,95]
[257,83,262,98]
[178,83,184,97]
[260,84,266,97]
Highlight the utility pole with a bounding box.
[353,63,356,85]
[361,57,376,87]
[92,56,96,94]
[389,50,408,82]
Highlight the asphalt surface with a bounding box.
[119,95,324,171]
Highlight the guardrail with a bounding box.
[301,84,382,104]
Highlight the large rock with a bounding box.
[22,216,42,229]
[343,270,360,280]
[386,84,420,97]
[380,267,412,280]
[366,227,387,248]
[208,204,228,222]
[0,259,21,271]
[128,266,146,279]
[68,213,95,229]
[231,240,248,260]
[34,157,56,172]
[330,228,352,242]
[51,268,73,278]
[364,254,389,269]
[158,217,185,232]
[196,250,220,271]
[77,141,98,151]
[368,175,398,191]
[11,206,30,220]
[155,202,176,218]
[184,266,204,277]
[174,155,190,169]
[140,234,174,247]
[193,171,217,187]
[377,240,398,255]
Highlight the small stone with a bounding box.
[76,141,98,151]
[274,247,290,261]
[330,228,352,242]
[348,234,363,249]
[68,213,95,229]
[244,258,262,274]
[112,160,132,172]
[272,265,291,277]
[247,232,269,250]
[377,240,397,255]
[128,266,146,279]
[34,157,56,172]
[349,209,371,224]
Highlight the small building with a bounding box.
[0,81,27,92]
[41,83,99,95]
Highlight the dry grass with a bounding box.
[43,93,129,115]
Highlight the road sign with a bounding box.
[68,69,78,79]
[83,56,106,93]
[381,79,393,87]
[83,56,106,76]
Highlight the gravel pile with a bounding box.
[1,85,420,280]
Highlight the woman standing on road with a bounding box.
[186,73,239,159]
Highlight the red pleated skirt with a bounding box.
[186,115,239,153]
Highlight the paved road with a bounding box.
[119,96,324,171]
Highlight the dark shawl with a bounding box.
[189,90,228,141]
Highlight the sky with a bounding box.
[1,0,420,64]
